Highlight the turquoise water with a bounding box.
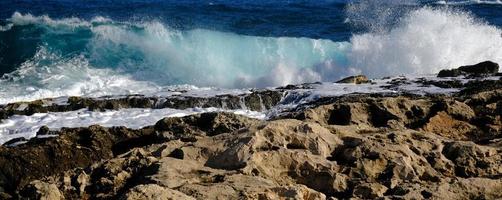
[0,0,501,103]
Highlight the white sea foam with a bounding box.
[0,47,162,104]
[1,74,498,145]
[0,107,265,145]
[6,12,113,29]
[349,7,502,78]
[435,0,502,5]
[275,75,467,106]
[0,46,253,105]
[0,7,501,104]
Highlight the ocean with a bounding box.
[2,1,502,197]
[0,0,501,104]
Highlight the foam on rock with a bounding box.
[0,74,500,199]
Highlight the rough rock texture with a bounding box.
[0,78,501,199]
[0,126,156,196]
[438,61,500,77]
[0,90,283,121]
[336,75,370,84]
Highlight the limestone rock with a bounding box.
[442,141,502,177]
[0,125,156,196]
[122,184,196,200]
[353,182,388,198]
[336,75,370,84]
[155,112,260,137]
[438,100,476,121]
[20,181,64,200]
[422,112,476,140]
[2,78,502,199]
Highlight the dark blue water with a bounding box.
[1,1,347,41]
[1,0,501,39]
[0,0,501,102]
[0,0,349,75]
[1,0,501,75]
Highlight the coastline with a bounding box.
[0,63,501,199]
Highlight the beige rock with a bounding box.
[146,157,328,200]
[336,75,370,84]
[122,184,195,200]
[441,100,476,121]
[76,171,89,196]
[442,141,502,177]
[329,103,371,126]
[299,96,433,128]
[435,178,502,200]
[22,181,64,200]
[422,112,476,140]
[353,183,388,198]
[4,84,502,200]
[465,89,502,105]
[260,186,327,200]
[206,120,342,169]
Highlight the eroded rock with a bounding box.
[2,78,502,199]
[20,181,63,200]
[336,75,370,84]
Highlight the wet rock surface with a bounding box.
[0,70,501,199]
[438,61,500,77]
[0,90,284,121]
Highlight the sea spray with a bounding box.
[349,7,502,77]
[0,5,501,104]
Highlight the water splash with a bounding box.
[0,7,501,104]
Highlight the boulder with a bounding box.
[36,126,51,136]
[353,183,388,198]
[336,75,370,84]
[437,69,464,77]
[438,61,499,77]
[154,112,260,137]
[458,61,499,74]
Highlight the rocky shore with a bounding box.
[0,62,501,199]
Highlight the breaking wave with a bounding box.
[0,6,501,104]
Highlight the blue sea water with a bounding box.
[0,0,501,103]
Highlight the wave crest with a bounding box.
[0,7,501,104]
[349,7,502,77]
